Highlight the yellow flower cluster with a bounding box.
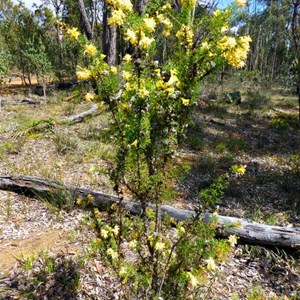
[176,25,194,49]
[124,29,154,49]
[107,248,118,260]
[100,225,119,239]
[143,17,156,32]
[101,229,109,239]
[228,235,238,247]
[156,69,180,95]
[236,0,247,8]
[84,44,97,57]
[218,36,237,50]
[85,93,94,101]
[129,240,137,249]
[154,241,165,252]
[122,70,132,81]
[139,87,150,98]
[123,54,132,62]
[156,13,173,37]
[67,27,79,40]
[180,0,196,8]
[108,9,126,27]
[77,67,92,80]
[140,33,155,49]
[107,0,132,11]
[219,35,252,68]
[106,0,132,27]
[205,257,216,271]
[181,98,190,106]
[125,29,138,45]
[187,271,199,288]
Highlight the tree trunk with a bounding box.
[291,0,300,121]
[102,2,117,65]
[136,0,148,14]
[1,175,300,249]
[78,0,93,41]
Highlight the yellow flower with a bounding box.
[143,17,156,32]
[201,41,210,49]
[147,235,153,242]
[221,25,228,33]
[205,257,216,271]
[84,44,97,57]
[139,87,149,98]
[85,93,94,102]
[119,266,128,277]
[155,241,165,252]
[176,25,194,49]
[176,225,186,237]
[123,54,132,62]
[130,139,138,148]
[236,0,247,8]
[159,16,173,36]
[108,9,126,26]
[67,27,79,40]
[111,225,120,235]
[154,69,161,77]
[187,272,199,288]
[213,9,221,16]
[181,0,196,8]
[231,164,247,175]
[167,69,179,86]
[125,82,134,91]
[228,235,238,247]
[107,248,118,260]
[139,35,155,49]
[100,54,106,60]
[218,36,237,50]
[162,3,171,10]
[125,28,138,45]
[76,198,82,206]
[110,66,118,74]
[129,240,137,249]
[162,29,171,37]
[181,98,190,106]
[122,71,132,81]
[118,0,133,11]
[101,229,109,239]
[76,68,92,80]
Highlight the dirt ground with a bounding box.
[0,82,299,299]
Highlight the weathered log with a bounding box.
[62,104,99,123]
[0,175,300,249]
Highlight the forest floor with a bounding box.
[0,80,299,299]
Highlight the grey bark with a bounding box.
[78,0,93,40]
[62,104,99,123]
[102,2,117,65]
[136,0,148,14]
[0,175,300,249]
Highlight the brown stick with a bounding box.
[0,175,300,249]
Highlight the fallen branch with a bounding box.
[62,104,99,123]
[0,175,300,249]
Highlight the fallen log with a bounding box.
[0,175,300,249]
[62,104,99,123]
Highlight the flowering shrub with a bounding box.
[89,204,238,299]
[62,0,249,297]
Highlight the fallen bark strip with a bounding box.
[62,104,99,123]
[0,175,300,249]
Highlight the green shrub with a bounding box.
[245,90,271,110]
